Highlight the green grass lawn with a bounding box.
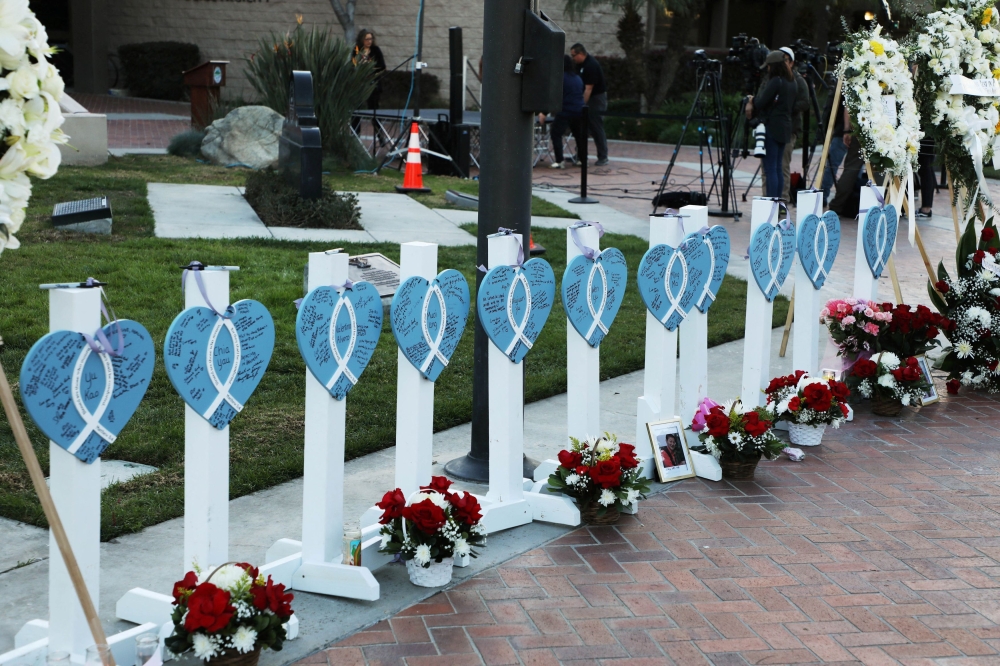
[0,155,784,540]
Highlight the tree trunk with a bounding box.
[328,0,357,42]
[649,5,700,109]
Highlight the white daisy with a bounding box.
[956,341,974,359]
[414,544,431,565]
[231,626,257,654]
[565,473,580,485]
[598,489,616,506]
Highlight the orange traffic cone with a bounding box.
[396,122,431,194]
[529,233,546,256]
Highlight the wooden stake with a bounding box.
[947,168,961,243]
[0,359,116,666]
[779,286,794,357]
[811,77,843,191]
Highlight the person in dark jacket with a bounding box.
[750,51,797,198]
[570,43,609,166]
[541,55,586,168]
[351,29,386,135]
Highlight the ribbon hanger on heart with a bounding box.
[744,199,789,259]
[181,261,237,319]
[478,227,526,272]
[569,221,605,259]
[82,277,124,358]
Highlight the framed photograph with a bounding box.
[915,355,939,405]
[646,418,696,483]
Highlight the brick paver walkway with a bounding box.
[300,388,1000,665]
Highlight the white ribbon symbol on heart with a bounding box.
[327,293,359,389]
[660,249,689,325]
[812,216,830,284]
[505,269,535,356]
[584,261,609,340]
[697,236,715,310]
[763,226,784,297]
[420,284,450,373]
[66,346,116,455]
[203,317,245,419]
[871,210,890,276]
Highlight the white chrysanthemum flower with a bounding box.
[957,341,974,358]
[231,626,257,654]
[626,488,640,504]
[596,438,613,453]
[380,531,391,548]
[879,352,900,370]
[201,564,247,592]
[598,489,616,507]
[414,544,431,565]
[878,374,897,388]
[192,634,220,661]
[565,473,580,485]
[453,538,471,556]
[901,393,911,406]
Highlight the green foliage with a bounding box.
[244,24,376,167]
[167,130,206,158]
[243,169,361,229]
[118,42,200,101]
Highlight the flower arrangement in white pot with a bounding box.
[764,371,851,446]
[0,0,68,254]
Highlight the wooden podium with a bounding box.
[183,60,229,128]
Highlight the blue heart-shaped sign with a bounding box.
[749,221,796,302]
[636,238,711,331]
[797,210,841,289]
[297,282,382,400]
[391,270,469,381]
[692,226,731,314]
[20,321,155,464]
[477,258,556,363]
[165,300,275,428]
[561,248,628,347]
[862,203,898,279]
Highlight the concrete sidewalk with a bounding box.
[0,326,804,662]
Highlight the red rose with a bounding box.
[934,280,950,294]
[902,367,921,382]
[558,449,583,469]
[990,247,999,256]
[974,250,985,264]
[926,326,939,339]
[617,443,639,469]
[803,384,833,412]
[829,380,850,401]
[705,409,731,437]
[448,490,483,525]
[890,367,904,381]
[906,357,919,367]
[742,411,770,437]
[947,379,961,395]
[839,403,849,417]
[788,396,801,412]
[421,476,453,494]
[403,498,447,535]
[376,488,407,525]
[171,571,198,603]
[983,227,996,242]
[990,360,999,371]
[183,583,234,633]
[263,577,294,617]
[589,458,622,489]
[851,359,877,378]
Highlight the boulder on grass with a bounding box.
[201,106,284,169]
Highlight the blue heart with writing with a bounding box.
[297,282,382,400]
[477,258,556,363]
[692,226,731,314]
[20,321,155,464]
[637,238,711,331]
[749,221,796,302]
[797,210,841,289]
[561,248,628,347]
[391,270,470,382]
[165,300,275,428]
[862,203,898,279]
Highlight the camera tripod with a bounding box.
[652,57,741,218]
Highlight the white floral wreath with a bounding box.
[838,25,923,176]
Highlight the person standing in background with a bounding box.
[748,51,797,198]
[570,43,609,167]
[748,48,808,200]
[541,55,586,168]
[351,29,386,135]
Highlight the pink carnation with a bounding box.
[863,308,875,318]
[842,315,856,326]
[864,323,880,335]
[691,396,721,432]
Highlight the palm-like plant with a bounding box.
[245,23,376,166]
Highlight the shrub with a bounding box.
[167,129,206,157]
[118,42,200,100]
[244,169,361,229]
[245,25,376,168]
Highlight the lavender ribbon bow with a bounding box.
[569,221,605,259]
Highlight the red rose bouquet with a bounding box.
[165,563,294,662]
[764,371,851,427]
[546,433,651,516]
[846,352,929,407]
[689,398,784,463]
[376,476,486,568]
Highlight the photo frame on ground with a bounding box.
[915,355,939,405]
[821,368,842,381]
[646,418,696,483]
